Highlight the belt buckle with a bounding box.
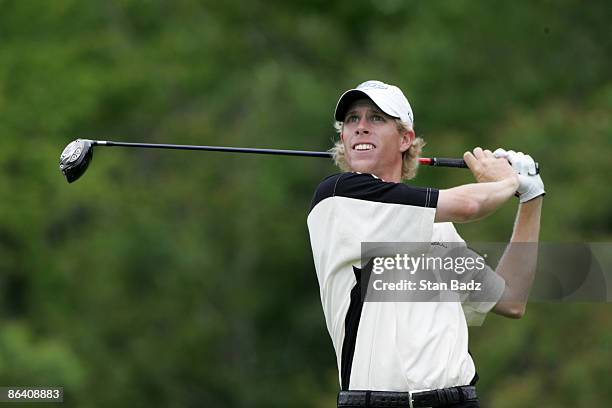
[408,390,432,408]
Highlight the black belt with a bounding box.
[337,385,477,408]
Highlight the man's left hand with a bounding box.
[494,148,545,203]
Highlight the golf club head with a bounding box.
[59,139,93,183]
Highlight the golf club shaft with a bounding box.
[92,140,468,168]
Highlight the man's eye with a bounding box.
[371,114,385,122]
[345,115,359,123]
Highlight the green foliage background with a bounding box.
[0,0,610,406]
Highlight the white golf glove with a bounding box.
[494,148,545,203]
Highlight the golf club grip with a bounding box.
[421,157,541,173]
[422,157,468,168]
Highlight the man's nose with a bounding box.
[355,117,370,134]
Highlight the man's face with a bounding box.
[340,98,414,182]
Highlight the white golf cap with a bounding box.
[334,80,414,126]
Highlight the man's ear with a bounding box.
[339,122,346,141]
[399,129,415,153]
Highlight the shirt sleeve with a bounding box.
[459,248,506,326]
[431,223,506,326]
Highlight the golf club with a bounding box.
[59,138,472,183]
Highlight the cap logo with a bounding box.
[357,80,388,90]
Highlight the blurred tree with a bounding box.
[0,0,610,406]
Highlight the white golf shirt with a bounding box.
[307,173,504,392]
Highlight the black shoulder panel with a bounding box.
[309,173,438,213]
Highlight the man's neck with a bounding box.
[369,168,402,183]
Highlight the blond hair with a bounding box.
[329,119,425,181]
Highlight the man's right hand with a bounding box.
[436,147,519,223]
[463,147,518,184]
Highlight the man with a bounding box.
[307,80,544,407]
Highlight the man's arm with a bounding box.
[435,148,518,223]
[435,179,518,223]
[491,197,542,318]
[461,148,545,318]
